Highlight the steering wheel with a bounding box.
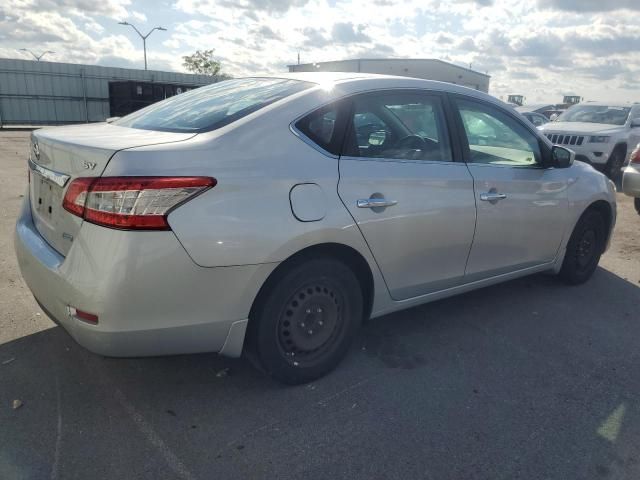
[395,134,426,150]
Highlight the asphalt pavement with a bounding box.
[1,131,640,480]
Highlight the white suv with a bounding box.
[540,103,640,179]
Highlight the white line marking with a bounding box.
[50,374,62,480]
[113,388,196,480]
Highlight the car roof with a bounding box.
[248,73,504,108]
[516,104,554,113]
[578,102,634,108]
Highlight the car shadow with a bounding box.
[2,266,640,479]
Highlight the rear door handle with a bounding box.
[479,192,507,202]
[357,198,398,209]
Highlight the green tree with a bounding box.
[182,49,223,76]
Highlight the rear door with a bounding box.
[451,96,569,280]
[337,90,477,300]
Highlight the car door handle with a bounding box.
[479,192,507,202]
[357,198,398,209]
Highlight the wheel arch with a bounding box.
[248,242,375,328]
[583,199,614,253]
[612,142,628,162]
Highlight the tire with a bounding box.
[559,210,606,285]
[246,258,363,385]
[635,198,640,216]
[605,148,625,180]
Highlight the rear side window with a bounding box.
[295,102,347,155]
[114,78,313,133]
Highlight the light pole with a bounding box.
[118,21,167,70]
[19,49,55,61]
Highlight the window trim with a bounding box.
[448,93,551,169]
[289,123,339,159]
[338,89,458,164]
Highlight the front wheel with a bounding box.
[558,210,606,285]
[635,198,640,216]
[605,148,625,180]
[246,258,363,385]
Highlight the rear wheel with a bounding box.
[635,198,640,216]
[605,148,625,180]
[559,210,606,285]
[246,258,363,385]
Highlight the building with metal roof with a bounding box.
[288,58,490,93]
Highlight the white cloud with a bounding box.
[0,0,638,102]
[130,11,147,23]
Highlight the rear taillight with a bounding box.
[63,176,216,230]
[631,147,640,164]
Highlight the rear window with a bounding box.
[114,78,313,133]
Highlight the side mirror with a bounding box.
[550,145,574,168]
[630,118,640,128]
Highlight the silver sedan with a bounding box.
[15,73,617,384]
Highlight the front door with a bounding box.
[452,97,569,280]
[337,91,477,300]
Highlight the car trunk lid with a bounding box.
[28,123,196,256]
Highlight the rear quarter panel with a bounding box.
[103,87,390,308]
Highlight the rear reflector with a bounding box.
[68,306,99,324]
[63,176,216,230]
[631,146,640,164]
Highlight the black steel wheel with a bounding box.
[246,257,363,385]
[559,209,605,285]
[277,282,345,366]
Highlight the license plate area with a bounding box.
[31,171,63,225]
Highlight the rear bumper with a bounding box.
[622,165,640,198]
[14,195,276,357]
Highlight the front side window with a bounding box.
[343,93,453,162]
[456,99,541,167]
[557,105,631,126]
[115,78,313,133]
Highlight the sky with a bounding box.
[0,0,638,103]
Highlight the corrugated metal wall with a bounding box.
[0,58,219,126]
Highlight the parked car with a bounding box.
[540,103,640,179]
[622,144,640,215]
[545,109,566,120]
[15,74,617,384]
[521,111,550,128]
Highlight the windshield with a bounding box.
[114,78,313,133]
[556,105,630,126]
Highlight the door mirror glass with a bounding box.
[368,130,386,146]
[630,118,640,128]
[551,145,574,168]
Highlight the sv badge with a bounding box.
[83,161,97,170]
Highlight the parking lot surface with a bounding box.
[1,130,640,480]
